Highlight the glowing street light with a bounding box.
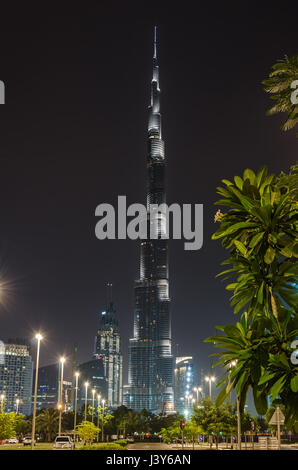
[193,386,203,402]
[74,372,79,434]
[58,357,65,436]
[97,394,101,440]
[31,333,43,450]
[101,399,105,442]
[91,389,96,423]
[205,376,216,399]
[84,382,89,421]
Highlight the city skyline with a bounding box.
[0,7,297,397]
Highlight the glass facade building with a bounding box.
[76,358,108,411]
[0,340,33,416]
[128,28,174,413]
[94,286,123,408]
[174,356,194,416]
[32,363,72,411]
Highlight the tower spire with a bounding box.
[153,26,157,59]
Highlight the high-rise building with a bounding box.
[174,356,194,416]
[76,358,108,411]
[94,283,123,408]
[128,27,174,413]
[32,363,72,411]
[0,339,33,416]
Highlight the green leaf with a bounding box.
[257,282,264,304]
[234,176,243,190]
[270,375,286,402]
[264,246,276,264]
[290,375,298,393]
[243,168,256,184]
[253,388,268,415]
[234,240,247,256]
[249,231,265,249]
[226,283,238,291]
[258,372,276,385]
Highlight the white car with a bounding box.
[53,436,74,450]
[6,437,19,444]
[23,436,34,446]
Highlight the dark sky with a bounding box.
[0,2,297,398]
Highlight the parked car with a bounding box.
[53,436,74,450]
[126,436,134,443]
[6,437,19,444]
[23,435,34,446]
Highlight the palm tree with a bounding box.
[213,165,297,318]
[209,164,298,428]
[262,55,298,134]
[35,408,59,442]
[205,310,298,427]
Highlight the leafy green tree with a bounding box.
[160,421,181,444]
[212,165,297,318]
[208,164,298,428]
[75,421,99,444]
[0,411,24,440]
[35,408,59,441]
[262,55,298,134]
[150,412,183,434]
[192,398,234,450]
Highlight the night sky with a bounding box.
[0,2,297,397]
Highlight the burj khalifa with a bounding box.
[127,27,174,413]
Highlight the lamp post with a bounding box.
[91,389,95,423]
[97,394,101,441]
[58,357,65,436]
[31,333,43,450]
[74,372,79,435]
[205,376,215,399]
[16,398,20,414]
[193,386,203,402]
[84,382,89,421]
[101,399,105,442]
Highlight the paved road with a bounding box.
[128,442,172,451]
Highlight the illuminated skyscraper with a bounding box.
[94,283,123,408]
[128,27,173,413]
[0,339,33,416]
[174,357,194,415]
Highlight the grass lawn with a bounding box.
[0,442,54,450]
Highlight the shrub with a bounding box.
[78,443,127,451]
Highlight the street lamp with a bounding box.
[193,386,203,402]
[58,357,65,436]
[97,394,101,441]
[16,398,20,414]
[205,376,215,399]
[101,399,105,442]
[84,382,89,421]
[32,333,43,450]
[91,389,95,423]
[74,372,79,435]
